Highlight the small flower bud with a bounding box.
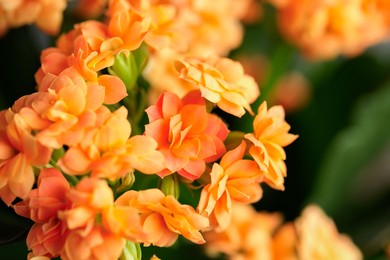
[160,173,180,199]
[120,241,142,260]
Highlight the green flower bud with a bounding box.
[120,241,142,260]
[159,173,180,199]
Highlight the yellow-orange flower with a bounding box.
[172,0,245,55]
[145,90,228,180]
[116,189,209,247]
[245,102,298,190]
[175,56,259,118]
[144,49,197,102]
[197,141,263,231]
[295,205,362,260]
[204,203,282,260]
[269,0,390,60]
[108,0,180,51]
[0,0,66,37]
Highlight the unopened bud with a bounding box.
[160,173,180,199]
[116,171,135,194]
[120,241,142,260]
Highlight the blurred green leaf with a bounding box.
[307,81,390,257]
[309,81,390,210]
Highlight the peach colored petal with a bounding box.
[125,135,165,174]
[97,74,128,104]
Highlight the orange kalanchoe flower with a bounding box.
[108,0,180,51]
[61,226,126,260]
[14,168,70,223]
[145,90,228,181]
[26,217,67,259]
[295,205,362,260]
[0,0,67,37]
[13,168,70,258]
[173,0,245,56]
[144,49,197,102]
[58,177,144,257]
[269,0,390,60]
[197,141,263,231]
[116,188,209,247]
[57,105,165,179]
[35,18,145,92]
[0,109,52,205]
[175,56,260,118]
[245,102,298,190]
[35,68,112,149]
[204,203,283,260]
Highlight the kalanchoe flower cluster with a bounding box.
[0,0,307,259]
[268,0,390,60]
[203,204,362,260]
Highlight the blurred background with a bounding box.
[0,2,389,259]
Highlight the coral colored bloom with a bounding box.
[204,203,282,260]
[26,218,68,259]
[295,205,362,260]
[145,90,228,180]
[12,168,70,258]
[116,189,209,247]
[0,0,66,36]
[175,56,259,117]
[245,102,298,190]
[14,168,70,223]
[197,141,263,231]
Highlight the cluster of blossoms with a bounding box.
[268,0,390,60]
[204,204,362,260]
[0,0,364,259]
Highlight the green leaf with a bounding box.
[309,81,390,212]
[305,81,390,259]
